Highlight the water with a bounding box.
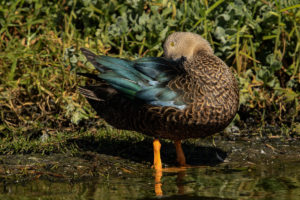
[1,160,299,200]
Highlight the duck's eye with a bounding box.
[170,41,175,47]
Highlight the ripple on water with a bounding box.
[0,160,299,200]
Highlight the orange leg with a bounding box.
[153,139,162,171]
[174,140,186,166]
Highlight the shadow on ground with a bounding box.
[67,136,227,167]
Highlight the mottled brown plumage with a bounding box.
[78,32,239,168]
[79,33,238,140]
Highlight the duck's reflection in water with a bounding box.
[152,167,236,200]
[154,169,163,196]
[154,167,187,197]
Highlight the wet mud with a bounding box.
[0,134,299,199]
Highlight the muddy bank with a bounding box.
[0,135,299,183]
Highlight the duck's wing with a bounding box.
[80,48,186,110]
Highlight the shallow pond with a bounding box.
[0,137,299,199]
[1,159,299,199]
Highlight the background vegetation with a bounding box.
[0,0,299,154]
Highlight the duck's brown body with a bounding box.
[79,50,239,140]
[79,32,239,170]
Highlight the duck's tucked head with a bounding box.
[163,32,213,60]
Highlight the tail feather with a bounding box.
[80,48,104,72]
[78,86,103,101]
[78,85,117,101]
[76,72,102,81]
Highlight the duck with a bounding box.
[78,32,239,171]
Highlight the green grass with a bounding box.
[0,0,299,154]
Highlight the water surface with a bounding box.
[1,160,299,200]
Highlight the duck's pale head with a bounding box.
[163,32,213,60]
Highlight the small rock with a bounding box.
[40,133,49,142]
[224,125,240,135]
